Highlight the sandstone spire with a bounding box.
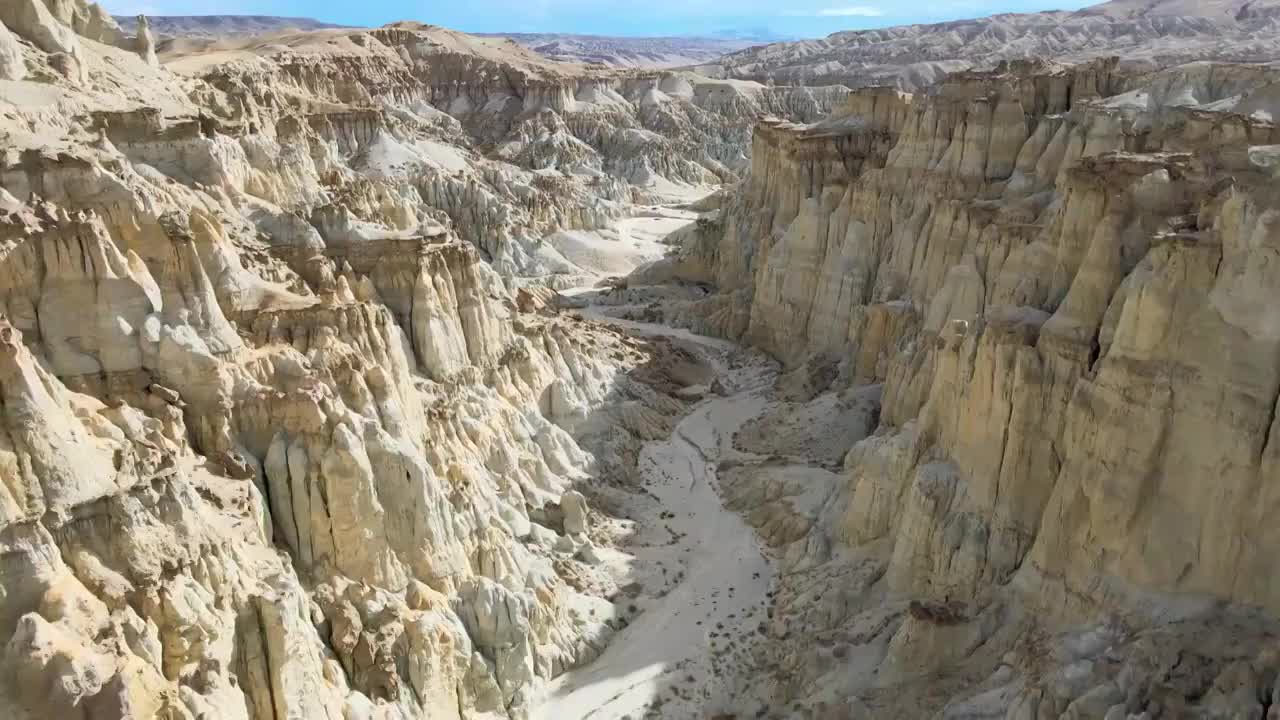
[0,20,23,81]
[133,14,157,67]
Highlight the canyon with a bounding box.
[2,1,1280,719]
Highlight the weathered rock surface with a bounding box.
[10,2,1280,719]
[0,20,25,81]
[132,14,156,67]
[639,54,1280,718]
[129,21,844,280]
[0,8,739,720]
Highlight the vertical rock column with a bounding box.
[0,20,24,81]
[134,15,157,68]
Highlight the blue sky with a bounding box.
[100,0,1102,38]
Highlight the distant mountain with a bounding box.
[699,0,1280,90]
[483,33,756,69]
[114,15,351,39]
[113,17,760,68]
[706,28,797,43]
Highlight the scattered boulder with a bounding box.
[516,285,558,314]
[561,489,590,535]
[147,383,182,406]
[46,50,82,82]
[674,384,708,401]
[907,600,969,626]
[576,540,603,565]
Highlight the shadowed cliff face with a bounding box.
[636,55,1280,717]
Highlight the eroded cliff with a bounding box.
[634,56,1280,718]
[0,3,789,719]
[9,0,1280,717]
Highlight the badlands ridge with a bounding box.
[2,1,1280,719]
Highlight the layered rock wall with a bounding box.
[0,11,708,720]
[184,39,840,277]
[665,57,1280,716]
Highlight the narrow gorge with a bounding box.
[2,2,1280,719]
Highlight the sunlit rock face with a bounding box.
[653,56,1280,717]
[9,0,1280,717]
[0,7,740,719]
[171,20,846,279]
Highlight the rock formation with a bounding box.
[8,1,1280,718]
[149,21,844,279]
[0,6,798,719]
[132,14,157,67]
[636,53,1280,718]
[0,20,24,81]
[0,0,86,76]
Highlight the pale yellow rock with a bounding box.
[7,4,1280,720]
[560,489,589,536]
[656,55,1280,719]
[132,14,156,67]
[0,9,723,718]
[0,20,24,81]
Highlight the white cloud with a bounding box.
[101,1,158,13]
[781,5,886,17]
[818,6,885,16]
[98,0,252,14]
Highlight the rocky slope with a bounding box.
[143,22,845,280]
[628,54,1280,717]
[0,3,837,719]
[698,0,1280,90]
